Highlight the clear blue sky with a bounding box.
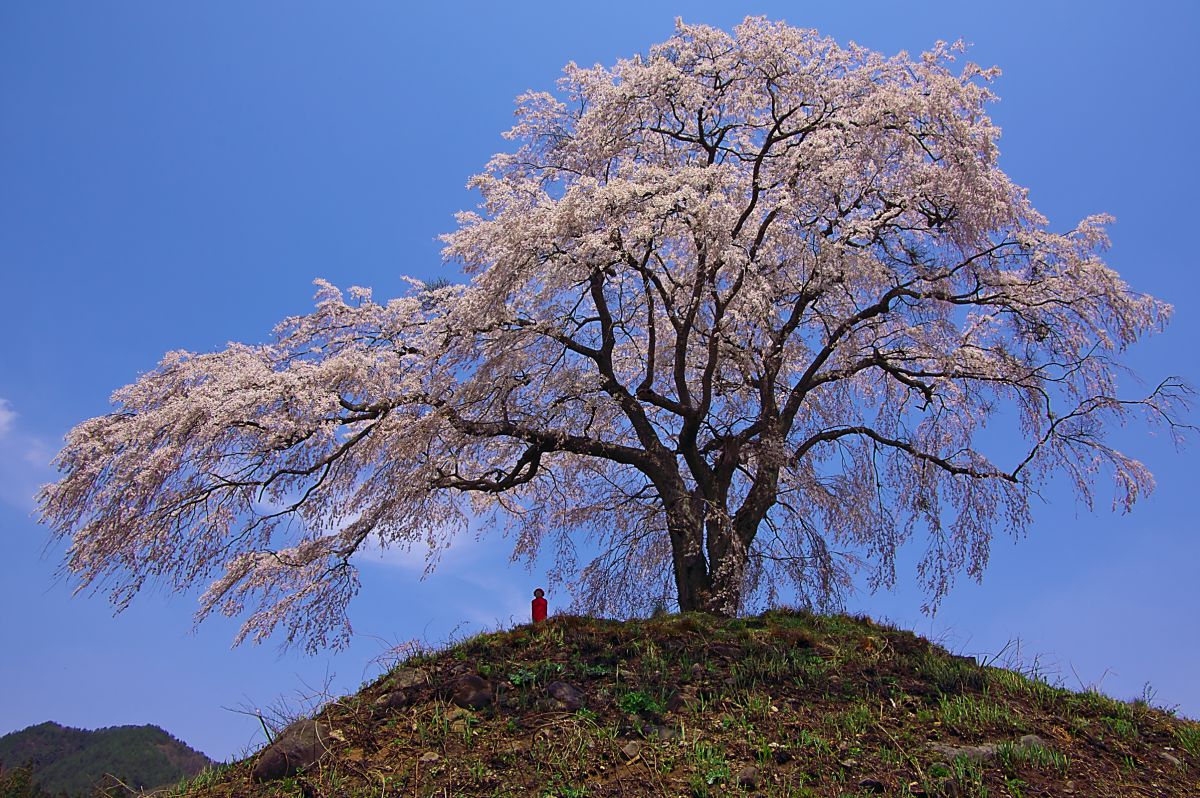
[1,1,1197,762]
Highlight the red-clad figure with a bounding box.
[531,588,548,623]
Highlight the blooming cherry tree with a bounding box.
[40,19,1189,651]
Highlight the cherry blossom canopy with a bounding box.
[40,19,1188,651]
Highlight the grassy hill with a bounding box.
[173,611,1197,797]
[0,722,211,797]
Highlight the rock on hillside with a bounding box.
[176,611,1199,796]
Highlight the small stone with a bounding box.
[546,680,585,711]
[690,662,705,679]
[858,778,886,793]
[450,673,494,709]
[621,740,643,759]
[838,758,858,769]
[648,723,678,741]
[709,643,743,658]
[928,741,998,762]
[390,667,428,691]
[969,743,999,761]
[1018,734,1047,749]
[373,690,410,713]
[1160,750,1183,767]
[419,751,439,764]
[773,748,793,765]
[735,765,761,789]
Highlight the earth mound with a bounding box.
[174,611,1198,796]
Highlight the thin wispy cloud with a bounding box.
[0,399,54,512]
[360,515,507,573]
[0,399,16,437]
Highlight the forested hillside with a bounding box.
[0,722,211,797]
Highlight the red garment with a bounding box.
[532,596,548,623]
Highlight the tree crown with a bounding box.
[39,19,1189,651]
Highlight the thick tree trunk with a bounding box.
[671,542,713,613]
[701,514,748,616]
[665,501,750,617]
[657,458,770,617]
[703,560,746,616]
[665,501,714,614]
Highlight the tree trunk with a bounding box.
[666,503,713,614]
[701,513,748,616]
[671,541,713,613]
[665,501,750,617]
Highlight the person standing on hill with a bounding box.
[531,588,547,623]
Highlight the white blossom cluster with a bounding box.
[39,19,1188,649]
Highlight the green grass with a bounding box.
[917,650,985,695]
[833,701,874,736]
[172,764,233,793]
[987,667,1063,710]
[996,740,1070,775]
[1101,714,1139,741]
[1175,722,1200,757]
[1066,689,1134,721]
[938,692,1022,734]
[617,689,665,715]
[687,740,731,795]
[792,727,834,757]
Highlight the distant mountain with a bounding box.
[0,721,213,797]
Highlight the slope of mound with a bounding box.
[177,611,1198,796]
[0,721,212,796]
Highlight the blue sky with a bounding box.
[1,2,1197,762]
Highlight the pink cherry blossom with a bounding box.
[39,18,1190,651]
